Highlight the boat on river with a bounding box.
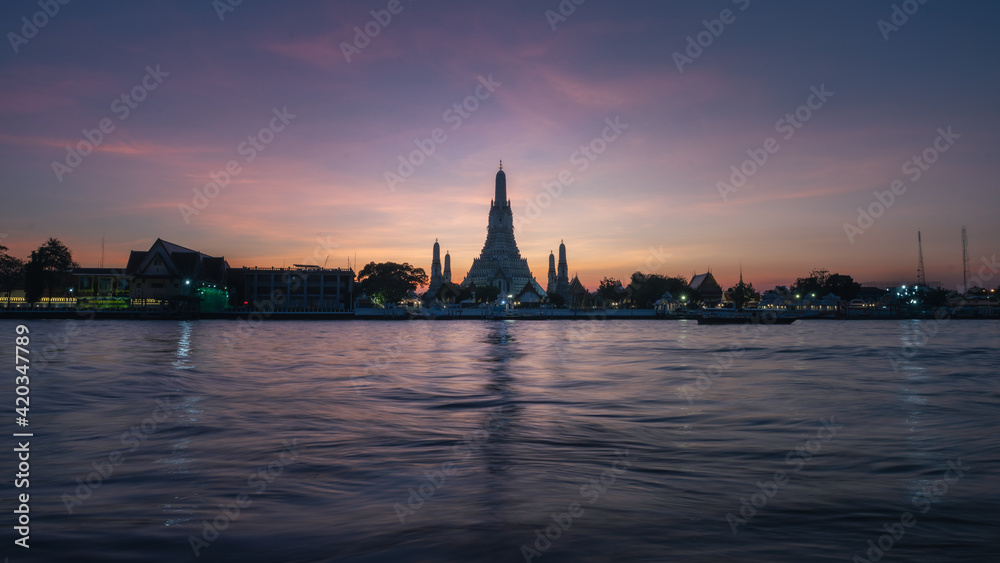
[697,309,799,325]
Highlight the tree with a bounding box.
[435,282,470,304]
[791,268,828,298]
[627,272,672,308]
[23,255,44,305]
[662,275,689,299]
[357,261,427,308]
[0,244,24,304]
[791,269,860,301]
[655,275,697,305]
[546,291,565,308]
[25,238,79,302]
[475,285,501,304]
[810,268,831,287]
[681,288,702,307]
[727,278,756,310]
[823,273,861,301]
[597,277,623,305]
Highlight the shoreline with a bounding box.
[1,310,996,321]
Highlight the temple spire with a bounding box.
[547,250,557,294]
[556,240,569,298]
[465,162,537,295]
[429,239,443,295]
[494,161,507,207]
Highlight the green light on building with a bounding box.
[196,286,229,312]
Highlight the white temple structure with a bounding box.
[428,162,552,299]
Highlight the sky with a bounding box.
[1,0,998,291]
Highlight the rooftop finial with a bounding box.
[499,159,503,170]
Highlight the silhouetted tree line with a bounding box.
[790,268,861,301]
[0,238,79,304]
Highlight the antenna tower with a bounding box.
[916,231,926,286]
[961,226,970,292]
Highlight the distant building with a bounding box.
[855,286,888,305]
[689,271,723,305]
[69,268,131,309]
[568,275,591,307]
[515,281,545,305]
[240,265,353,311]
[654,291,679,315]
[758,290,786,310]
[125,239,229,310]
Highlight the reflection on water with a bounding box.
[173,320,193,369]
[7,319,999,562]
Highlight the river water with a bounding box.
[2,319,998,562]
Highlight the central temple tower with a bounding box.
[463,162,544,296]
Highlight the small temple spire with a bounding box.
[429,239,443,294]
